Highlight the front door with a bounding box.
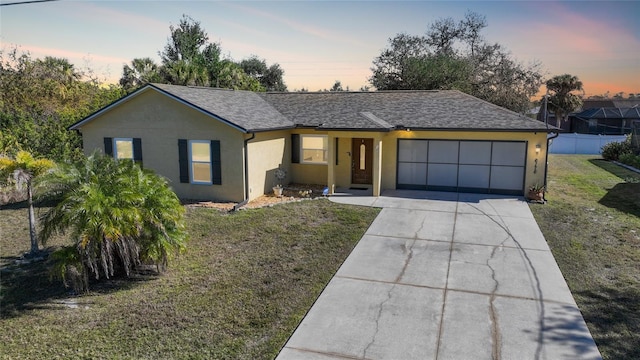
[352,138,373,184]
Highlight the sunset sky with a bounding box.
[1,0,638,97]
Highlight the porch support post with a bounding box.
[327,135,336,195]
[372,135,382,197]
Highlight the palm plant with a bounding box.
[39,153,186,292]
[119,57,163,91]
[0,150,54,254]
[545,74,584,128]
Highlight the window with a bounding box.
[114,138,134,160]
[103,137,142,164]
[189,140,212,184]
[178,139,221,185]
[300,135,328,164]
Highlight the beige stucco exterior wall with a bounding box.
[333,137,353,186]
[378,130,549,194]
[295,129,549,196]
[246,130,291,201]
[76,89,246,202]
[289,129,329,185]
[75,88,549,201]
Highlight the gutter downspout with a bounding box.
[232,132,255,212]
[544,132,559,202]
[543,91,559,202]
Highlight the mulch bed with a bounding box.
[184,184,328,211]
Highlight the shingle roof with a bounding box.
[574,107,640,119]
[71,84,553,133]
[152,83,294,132]
[260,90,550,131]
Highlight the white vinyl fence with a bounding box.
[549,133,628,155]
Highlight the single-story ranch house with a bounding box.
[69,83,554,203]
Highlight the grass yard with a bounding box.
[0,199,380,359]
[530,155,640,360]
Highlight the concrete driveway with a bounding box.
[276,190,601,360]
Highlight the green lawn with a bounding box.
[529,155,640,360]
[0,199,380,359]
[3,156,638,359]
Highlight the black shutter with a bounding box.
[178,139,189,183]
[291,134,300,163]
[211,140,222,185]
[104,137,113,156]
[133,138,142,164]
[335,139,339,165]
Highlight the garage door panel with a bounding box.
[458,165,490,188]
[397,139,526,195]
[459,141,491,165]
[398,140,428,162]
[428,141,459,163]
[427,164,458,187]
[398,163,427,185]
[490,166,524,190]
[492,142,526,166]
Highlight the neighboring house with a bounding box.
[569,107,640,135]
[537,98,640,135]
[69,83,554,203]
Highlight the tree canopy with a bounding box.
[544,74,584,127]
[120,15,286,92]
[370,11,543,114]
[0,48,125,161]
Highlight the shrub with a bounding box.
[40,153,187,292]
[601,135,632,161]
[619,153,640,170]
[51,245,88,294]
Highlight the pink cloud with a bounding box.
[221,2,363,47]
[524,2,639,59]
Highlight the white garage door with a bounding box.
[397,139,526,195]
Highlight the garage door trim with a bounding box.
[396,139,527,195]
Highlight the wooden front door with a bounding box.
[352,138,373,184]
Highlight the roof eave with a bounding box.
[403,127,557,133]
[68,85,153,131]
[316,127,394,132]
[69,84,251,134]
[248,125,296,133]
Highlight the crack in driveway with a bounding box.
[487,237,508,360]
[363,212,427,358]
[467,202,546,360]
[362,284,395,359]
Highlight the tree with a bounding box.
[239,56,287,91]
[545,74,584,127]
[162,59,210,87]
[330,80,344,92]
[39,153,187,292]
[370,11,543,114]
[120,15,284,92]
[161,15,209,64]
[0,151,54,254]
[1,49,125,161]
[217,61,263,91]
[120,57,163,91]
[370,33,429,90]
